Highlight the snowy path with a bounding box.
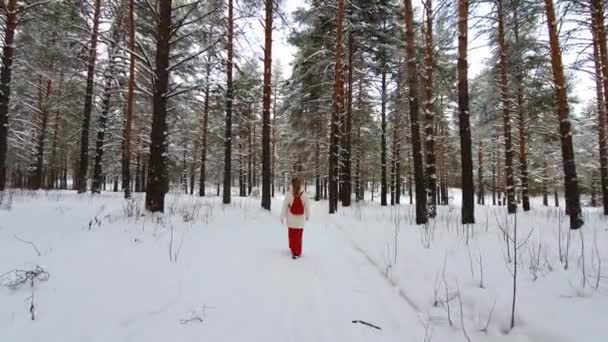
[1,194,426,342]
[180,201,426,342]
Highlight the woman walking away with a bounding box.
[280,176,310,259]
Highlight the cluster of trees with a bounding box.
[0,0,606,229]
[282,0,600,230]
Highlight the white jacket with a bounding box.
[280,192,311,229]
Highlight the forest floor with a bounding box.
[0,190,606,342]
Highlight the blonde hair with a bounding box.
[291,176,303,196]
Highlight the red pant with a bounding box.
[288,228,304,256]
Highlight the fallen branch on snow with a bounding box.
[0,266,49,290]
[352,320,382,330]
[14,235,41,256]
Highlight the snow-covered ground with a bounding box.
[1,190,606,342]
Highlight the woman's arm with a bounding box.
[304,193,311,221]
[280,193,290,223]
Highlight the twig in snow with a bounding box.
[480,298,497,334]
[423,317,434,342]
[467,244,475,279]
[479,253,485,289]
[180,305,212,324]
[14,235,41,256]
[456,282,471,342]
[442,253,452,327]
[0,266,49,290]
[593,227,602,290]
[352,320,382,330]
[180,316,204,324]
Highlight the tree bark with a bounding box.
[261,0,273,209]
[248,117,253,195]
[492,137,497,205]
[457,0,475,224]
[145,0,172,212]
[512,5,530,211]
[0,0,18,191]
[542,158,549,206]
[77,0,102,193]
[423,0,437,217]
[497,0,516,214]
[477,141,484,205]
[92,59,115,194]
[404,0,428,224]
[329,0,345,214]
[123,0,136,199]
[380,70,388,207]
[543,0,584,229]
[342,32,354,207]
[199,61,211,197]
[591,0,608,215]
[223,0,234,204]
[32,77,53,190]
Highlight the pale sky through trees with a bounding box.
[263,0,593,115]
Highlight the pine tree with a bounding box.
[77,0,102,194]
[423,0,437,217]
[123,0,136,199]
[591,0,608,215]
[329,0,345,214]
[261,0,273,210]
[0,0,19,191]
[496,0,516,214]
[458,0,475,224]
[145,0,172,212]
[223,0,235,204]
[542,0,583,230]
[404,0,428,224]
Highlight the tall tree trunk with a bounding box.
[135,149,141,192]
[248,118,253,195]
[199,62,210,197]
[315,141,321,201]
[92,59,115,194]
[0,0,18,191]
[261,0,273,209]
[190,143,196,195]
[542,158,549,206]
[391,147,395,205]
[404,0,428,224]
[239,141,245,197]
[329,0,345,214]
[77,0,102,193]
[513,5,530,211]
[457,0,475,224]
[342,32,354,207]
[123,0,136,199]
[272,81,278,197]
[591,0,608,215]
[591,168,598,207]
[253,121,257,188]
[355,71,363,202]
[33,77,53,190]
[48,72,64,189]
[380,70,388,207]
[223,0,234,204]
[477,141,484,205]
[543,0,584,230]
[498,139,504,205]
[181,146,188,193]
[62,152,68,189]
[497,0,516,214]
[394,61,404,205]
[423,0,437,217]
[145,0,172,212]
